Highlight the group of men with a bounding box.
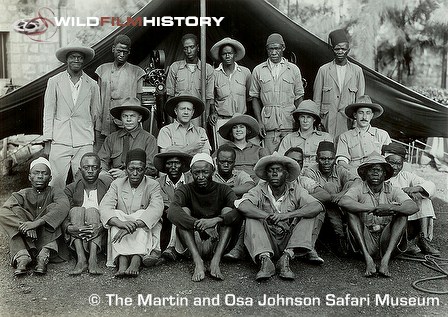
[0,28,441,282]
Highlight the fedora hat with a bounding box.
[153,151,192,173]
[254,153,300,182]
[55,41,95,64]
[345,95,384,119]
[210,37,246,61]
[110,97,150,121]
[218,114,260,140]
[357,152,394,181]
[292,100,321,124]
[165,95,204,119]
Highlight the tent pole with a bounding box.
[200,0,207,126]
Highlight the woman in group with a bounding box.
[218,114,269,181]
[277,100,334,168]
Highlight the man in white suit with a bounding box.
[43,42,101,189]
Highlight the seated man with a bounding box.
[302,141,359,256]
[0,157,69,276]
[236,153,324,281]
[157,95,211,155]
[167,153,240,282]
[383,143,440,256]
[284,147,330,264]
[153,151,193,261]
[98,97,157,179]
[64,152,112,275]
[99,149,163,277]
[339,152,418,277]
[213,144,256,261]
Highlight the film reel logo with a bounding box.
[12,7,58,42]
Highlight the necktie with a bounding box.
[121,133,130,166]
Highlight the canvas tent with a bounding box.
[1,0,447,140]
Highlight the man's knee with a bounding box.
[69,207,86,225]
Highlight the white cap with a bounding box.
[190,153,214,168]
[30,157,51,173]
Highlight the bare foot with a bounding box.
[364,257,377,277]
[124,255,141,277]
[114,255,128,278]
[378,259,391,277]
[209,257,223,280]
[88,261,103,275]
[192,260,205,282]
[69,260,88,275]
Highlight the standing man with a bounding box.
[64,152,112,275]
[302,141,359,256]
[250,33,305,154]
[0,157,70,276]
[167,153,240,281]
[209,38,251,146]
[43,42,100,189]
[236,154,324,281]
[314,29,365,138]
[98,97,157,179]
[153,151,193,261]
[99,149,164,277]
[166,34,214,125]
[95,34,146,151]
[157,95,211,155]
[336,95,391,173]
[339,153,418,277]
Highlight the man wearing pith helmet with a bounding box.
[236,153,324,281]
[250,33,305,154]
[313,28,365,138]
[336,95,391,172]
[209,37,252,147]
[339,152,418,277]
[157,95,211,155]
[98,96,157,179]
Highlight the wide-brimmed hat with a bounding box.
[165,95,204,119]
[345,95,384,119]
[292,100,321,124]
[110,97,150,121]
[357,152,394,181]
[210,37,246,61]
[55,41,95,64]
[218,114,259,140]
[153,151,192,173]
[254,153,300,182]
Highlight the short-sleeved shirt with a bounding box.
[213,63,251,117]
[343,181,410,227]
[235,180,318,215]
[166,60,214,100]
[277,130,334,167]
[303,164,358,193]
[157,121,211,154]
[95,62,146,135]
[249,58,304,131]
[222,142,270,180]
[336,126,391,167]
[212,170,254,188]
[98,126,157,171]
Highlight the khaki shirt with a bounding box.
[157,121,211,154]
[249,58,304,131]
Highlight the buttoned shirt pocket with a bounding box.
[281,76,295,95]
[176,77,188,93]
[259,75,273,93]
[216,82,231,99]
[234,77,246,96]
[347,138,362,161]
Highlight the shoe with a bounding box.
[405,239,421,255]
[276,253,295,280]
[142,250,162,267]
[162,247,179,262]
[14,259,30,276]
[223,248,245,261]
[34,256,48,275]
[305,250,324,265]
[417,233,441,256]
[255,255,275,281]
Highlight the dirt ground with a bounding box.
[0,161,447,317]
